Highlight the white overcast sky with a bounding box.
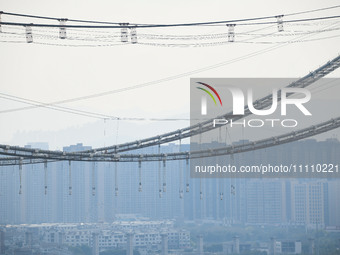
[0,0,340,150]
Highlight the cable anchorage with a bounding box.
[130,26,137,44]
[227,24,236,42]
[276,15,284,32]
[59,18,67,39]
[120,23,129,43]
[25,24,33,43]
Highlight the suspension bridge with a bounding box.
[0,54,340,166]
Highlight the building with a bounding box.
[40,222,190,251]
[246,179,285,224]
[291,181,326,228]
[327,180,340,226]
[0,230,5,255]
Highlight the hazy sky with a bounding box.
[1,0,340,150]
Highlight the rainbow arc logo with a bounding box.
[196,82,223,115]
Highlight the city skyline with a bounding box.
[1,139,339,226]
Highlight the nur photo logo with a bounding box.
[196,82,223,115]
[193,79,312,129]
